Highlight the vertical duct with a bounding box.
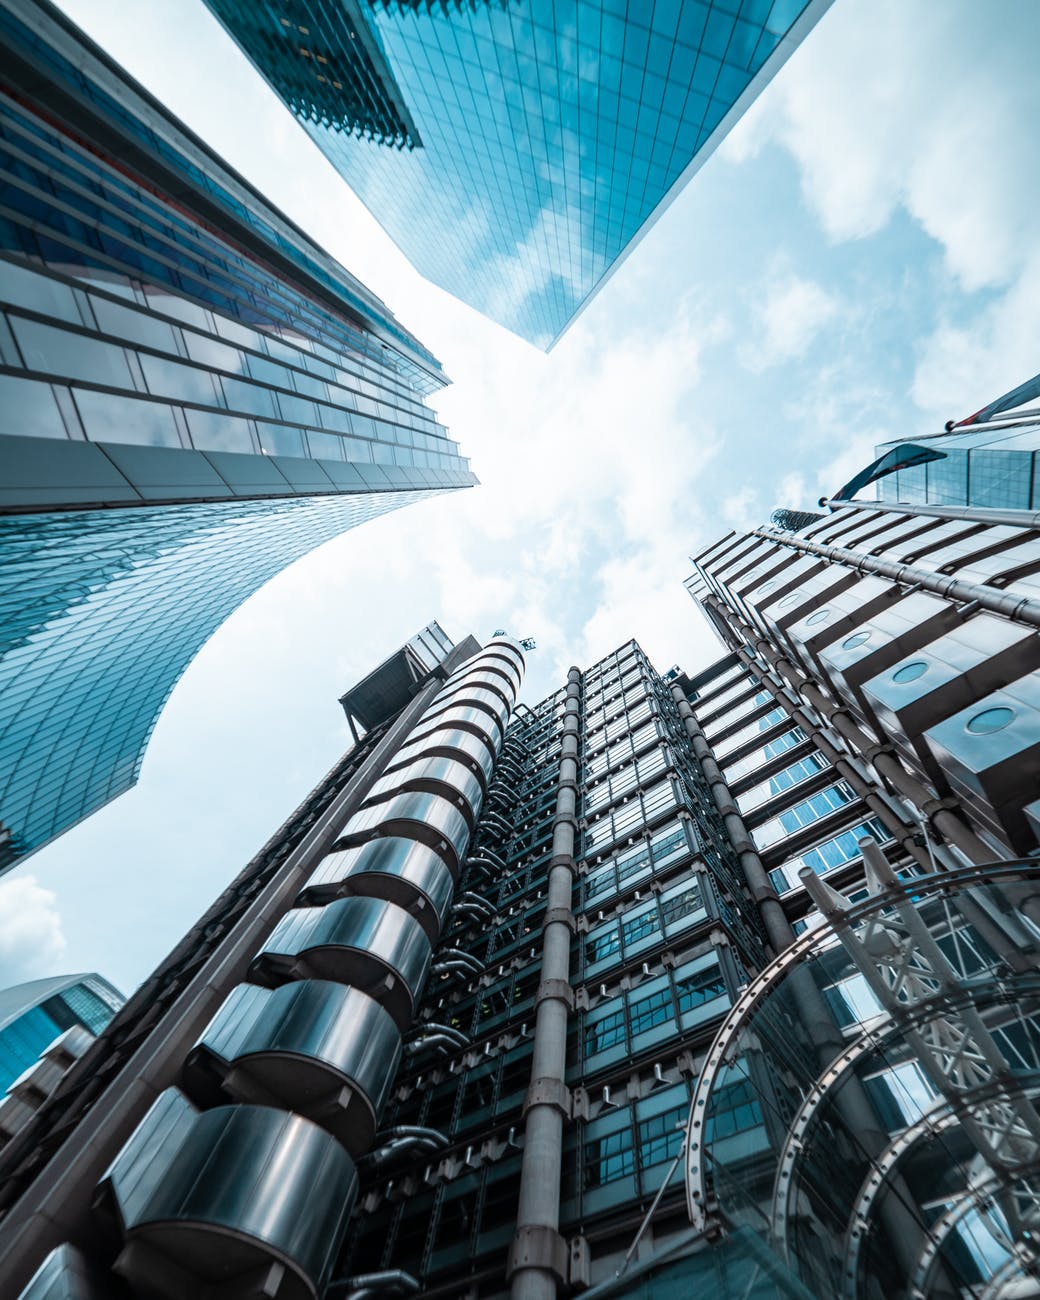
[508,666,582,1300]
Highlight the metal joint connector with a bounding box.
[542,908,576,933]
[522,1075,572,1118]
[506,1225,569,1283]
[535,978,575,1009]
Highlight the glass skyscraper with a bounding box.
[0,974,124,1095]
[5,496,1040,1298]
[0,0,475,869]
[203,0,831,347]
[871,418,1040,511]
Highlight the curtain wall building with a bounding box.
[202,0,832,347]
[0,0,475,870]
[4,497,1040,1300]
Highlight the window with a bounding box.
[660,883,703,929]
[585,1007,625,1055]
[629,987,672,1036]
[675,967,726,1014]
[583,1126,634,1188]
[706,1079,762,1140]
[586,922,621,965]
[638,1104,686,1168]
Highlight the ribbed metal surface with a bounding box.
[298,837,454,940]
[100,1090,356,1299]
[363,755,485,826]
[384,725,497,788]
[184,980,401,1155]
[336,790,472,876]
[250,897,432,1030]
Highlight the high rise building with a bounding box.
[0,0,475,869]
[0,975,124,1095]
[202,0,831,347]
[3,500,1039,1300]
[0,975,125,1153]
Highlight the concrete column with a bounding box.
[509,668,582,1300]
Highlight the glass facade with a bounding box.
[874,421,1040,510]
[0,0,474,867]
[205,0,826,347]
[0,973,124,1092]
[345,640,767,1286]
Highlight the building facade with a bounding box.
[0,0,475,869]
[203,0,831,347]
[870,417,1040,511]
[679,497,1040,1298]
[4,500,1040,1299]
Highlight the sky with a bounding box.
[1,0,1039,997]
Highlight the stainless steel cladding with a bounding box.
[408,704,504,754]
[298,837,454,940]
[250,897,432,1030]
[422,686,511,731]
[336,791,472,877]
[97,1090,357,1300]
[384,726,497,788]
[434,669,515,708]
[17,1245,110,1300]
[184,981,401,1156]
[363,755,486,827]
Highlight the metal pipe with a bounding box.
[509,667,582,1300]
[820,496,1040,532]
[468,847,508,872]
[406,1020,468,1049]
[750,524,1040,629]
[329,1269,420,1297]
[434,947,483,973]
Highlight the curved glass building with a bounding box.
[0,974,124,1094]
[203,0,831,347]
[0,0,475,869]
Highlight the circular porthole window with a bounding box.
[893,661,928,684]
[778,594,798,609]
[759,580,776,594]
[806,609,830,626]
[843,631,871,650]
[966,706,1015,735]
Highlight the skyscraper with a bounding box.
[0,975,124,1095]
[0,974,125,1153]
[202,0,832,347]
[4,497,1040,1299]
[0,0,475,869]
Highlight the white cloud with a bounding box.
[742,273,838,371]
[911,250,1040,425]
[0,876,67,985]
[723,0,1040,294]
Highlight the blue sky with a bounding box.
[1,0,1038,995]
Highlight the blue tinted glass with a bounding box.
[204,0,816,346]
